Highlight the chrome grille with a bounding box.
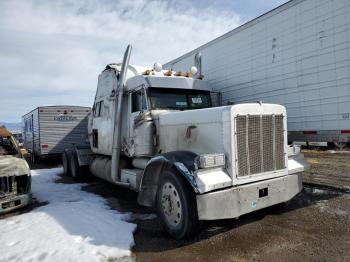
[0,175,30,198]
[235,114,285,177]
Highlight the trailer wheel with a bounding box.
[156,169,199,239]
[69,150,83,181]
[62,150,71,177]
[31,153,39,164]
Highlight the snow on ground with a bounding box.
[0,168,136,262]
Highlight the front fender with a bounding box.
[287,145,309,174]
[137,151,200,207]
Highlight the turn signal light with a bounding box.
[197,153,225,169]
[166,69,173,76]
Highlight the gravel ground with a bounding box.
[302,150,350,191]
[24,150,350,261]
[78,150,350,262]
[130,186,350,262]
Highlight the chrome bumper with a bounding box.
[196,174,302,220]
[0,193,32,214]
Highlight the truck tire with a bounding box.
[156,169,199,239]
[62,150,71,177]
[69,150,83,181]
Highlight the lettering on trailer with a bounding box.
[54,115,77,121]
[342,113,350,119]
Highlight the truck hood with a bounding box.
[0,156,30,177]
[158,106,230,154]
[158,103,290,185]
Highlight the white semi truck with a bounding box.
[63,45,308,239]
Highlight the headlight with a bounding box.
[197,153,225,169]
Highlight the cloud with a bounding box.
[0,0,241,122]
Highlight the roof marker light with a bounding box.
[153,62,162,72]
[144,69,151,75]
[190,66,198,76]
[177,70,183,76]
[185,71,191,77]
[166,69,173,76]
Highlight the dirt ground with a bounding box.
[302,150,350,191]
[26,150,350,261]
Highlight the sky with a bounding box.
[0,0,288,123]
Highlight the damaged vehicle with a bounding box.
[0,127,31,214]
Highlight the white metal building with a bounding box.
[165,0,350,145]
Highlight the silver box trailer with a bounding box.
[22,106,90,162]
[165,0,350,146]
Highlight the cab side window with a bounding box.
[132,89,147,112]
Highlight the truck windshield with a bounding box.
[148,88,212,110]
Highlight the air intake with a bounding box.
[235,114,285,177]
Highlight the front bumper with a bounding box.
[196,173,302,220]
[0,193,32,214]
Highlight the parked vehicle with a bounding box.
[12,133,23,147]
[165,0,350,147]
[22,106,90,163]
[63,45,308,239]
[0,127,31,214]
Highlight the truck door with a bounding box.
[128,87,154,156]
[91,99,114,155]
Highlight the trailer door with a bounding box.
[31,114,35,153]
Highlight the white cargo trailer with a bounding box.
[22,106,90,162]
[165,0,350,147]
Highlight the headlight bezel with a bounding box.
[196,153,225,169]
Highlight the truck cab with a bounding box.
[64,46,308,239]
[89,64,214,158]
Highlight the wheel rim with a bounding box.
[161,182,182,227]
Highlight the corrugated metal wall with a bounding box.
[39,106,90,155]
[165,0,350,136]
[23,106,90,156]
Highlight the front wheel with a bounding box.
[157,169,199,239]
